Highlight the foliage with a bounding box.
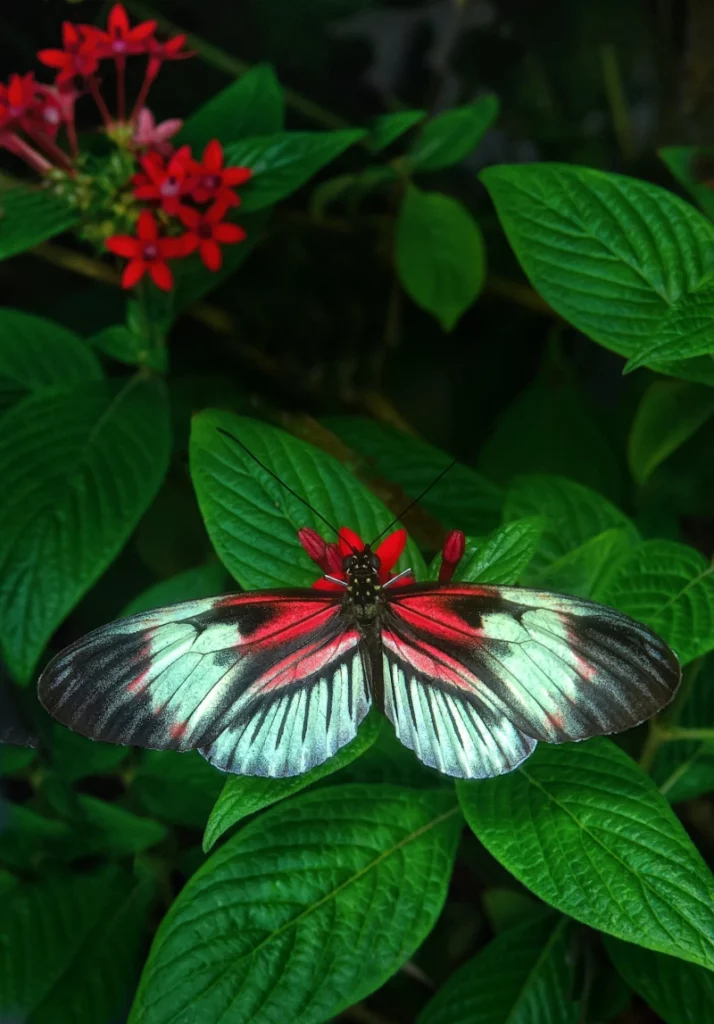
[2,3,714,1024]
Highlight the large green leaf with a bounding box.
[180,64,284,150]
[224,130,366,211]
[599,539,714,664]
[0,867,154,1024]
[504,474,638,584]
[606,938,714,1024]
[408,96,499,171]
[418,913,578,1024]
[129,785,462,1024]
[324,416,503,536]
[624,287,714,371]
[203,712,383,851]
[0,378,171,682]
[370,110,426,151]
[454,518,544,585]
[190,410,425,589]
[0,308,101,414]
[653,656,714,803]
[0,186,78,261]
[534,527,634,600]
[396,185,486,330]
[458,739,714,970]
[628,380,714,483]
[122,562,231,616]
[481,164,714,384]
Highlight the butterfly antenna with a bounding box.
[370,458,458,546]
[215,427,359,553]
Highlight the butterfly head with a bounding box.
[343,546,383,620]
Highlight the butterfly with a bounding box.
[38,518,680,780]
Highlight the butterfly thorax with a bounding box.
[343,546,384,623]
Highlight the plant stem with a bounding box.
[599,43,636,162]
[125,0,350,130]
[117,55,126,122]
[131,62,155,121]
[0,134,52,175]
[87,75,113,127]
[659,727,714,742]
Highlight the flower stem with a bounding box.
[658,727,714,742]
[24,127,74,173]
[87,75,113,127]
[130,63,155,122]
[0,133,52,174]
[117,55,126,122]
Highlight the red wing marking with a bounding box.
[258,630,361,693]
[382,628,479,696]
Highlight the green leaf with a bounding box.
[0,378,171,682]
[90,324,166,372]
[418,913,578,1024]
[396,185,486,330]
[624,287,714,371]
[132,750,224,828]
[0,308,101,414]
[0,867,155,1024]
[0,186,78,261]
[534,527,634,600]
[369,109,426,150]
[599,539,714,664]
[458,739,714,971]
[0,803,72,870]
[628,380,714,484]
[324,416,503,535]
[0,745,35,776]
[122,562,231,617]
[203,712,383,852]
[129,785,462,1024]
[50,723,128,781]
[72,796,167,857]
[408,96,499,171]
[653,658,714,803]
[224,130,366,211]
[659,146,714,222]
[180,64,284,150]
[606,938,714,1024]
[504,474,638,584]
[190,410,425,589]
[480,164,714,384]
[455,518,544,585]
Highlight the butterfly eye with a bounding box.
[369,552,381,572]
[342,555,356,573]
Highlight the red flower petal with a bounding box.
[213,222,246,244]
[108,3,130,35]
[121,259,145,289]
[133,184,160,201]
[312,577,344,592]
[339,527,364,557]
[149,260,173,290]
[136,210,158,240]
[106,235,140,257]
[223,166,252,186]
[129,20,157,42]
[37,50,67,69]
[163,235,193,258]
[199,239,222,272]
[375,528,407,574]
[177,205,200,229]
[202,139,223,173]
[324,543,343,575]
[298,527,327,567]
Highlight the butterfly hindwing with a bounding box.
[38,590,371,777]
[380,583,680,778]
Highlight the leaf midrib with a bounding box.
[141,802,461,1024]
[502,917,567,1024]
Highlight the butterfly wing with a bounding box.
[38,591,371,778]
[380,583,680,779]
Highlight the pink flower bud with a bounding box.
[298,527,327,567]
[442,530,465,566]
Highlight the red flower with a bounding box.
[106,210,184,290]
[132,107,182,155]
[91,3,157,58]
[177,199,247,271]
[191,139,252,206]
[38,23,100,83]
[438,529,466,583]
[0,73,38,131]
[132,145,196,214]
[299,526,409,591]
[145,33,192,82]
[31,82,77,138]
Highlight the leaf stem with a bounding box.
[659,727,714,742]
[125,0,349,130]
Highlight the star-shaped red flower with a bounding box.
[91,3,157,58]
[0,73,38,131]
[106,210,184,290]
[191,139,252,206]
[38,22,100,82]
[299,527,408,591]
[178,198,247,271]
[132,145,196,214]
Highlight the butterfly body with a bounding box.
[37,522,680,781]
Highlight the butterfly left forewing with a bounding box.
[381,583,680,777]
[39,590,371,777]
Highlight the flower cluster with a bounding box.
[298,526,467,589]
[1,3,252,292]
